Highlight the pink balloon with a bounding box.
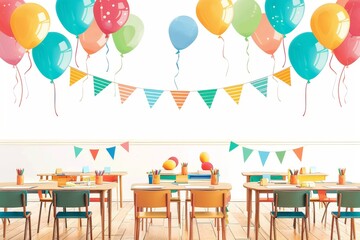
[0,0,24,37]
[251,14,283,56]
[334,32,360,66]
[337,0,349,7]
[345,0,360,36]
[79,20,107,55]
[0,30,25,65]
[93,0,130,37]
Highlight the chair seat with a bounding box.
[192,211,224,219]
[331,211,360,218]
[138,211,168,219]
[0,211,31,218]
[271,211,306,218]
[56,211,91,219]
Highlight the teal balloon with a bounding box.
[169,15,198,51]
[32,32,72,81]
[56,0,95,36]
[265,0,305,35]
[289,32,328,81]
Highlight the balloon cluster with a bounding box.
[199,152,213,171]
[162,156,179,170]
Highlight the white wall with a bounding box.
[1,0,360,201]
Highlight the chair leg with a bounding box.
[168,214,172,240]
[52,218,56,240]
[216,218,220,240]
[56,218,60,240]
[335,218,341,240]
[86,218,89,240]
[312,202,316,223]
[270,216,273,240]
[90,217,93,240]
[3,218,6,238]
[305,217,309,240]
[301,218,304,240]
[37,202,43,233]
[24,218,28,240]
[29,216,32,240]
[63,208,67,228]
[189,213,193,240]
[47,203,53,223]
[273,217,277,240]
[221,217,226,240]
[330,216,335,240]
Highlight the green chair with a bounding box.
[52,190,92,240]
[0,190,32,239]
[270,190,310,240]
[330,191,360,240]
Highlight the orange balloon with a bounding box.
[200,152,209,163]
[310,3,350,50]
[196,0,234,36]
[10,3,50,50]
[79,20,107,55]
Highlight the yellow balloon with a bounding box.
[310,3,349,50]
[196,0,233,36]
[10,3,50,50]
[199,152,210,163]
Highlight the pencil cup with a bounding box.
[148,174,153,184]
[153,174,160,184]
[95,175,103,185]
[181,166,188,175]
[338,175,346,185]
[17,175,24,185]
[290,175,298,185]
[211,174,219,185]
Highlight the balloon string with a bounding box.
[271,55,281,102]
[80,55,90,102]
[303,82,308,116]
[24,51,32,99]
[219,35,229,77]
[246,40,250,74]
[329,53,337,100]
[174,51,180,90]
[282,38,286,68]
[75,37,80,68]
[343,67,348,104]
[337,65,345,107]
[114,55,124,97]
[52,82,58,116]
[106,42,109,72]
[13,66,19,104]
[16,65,23,107]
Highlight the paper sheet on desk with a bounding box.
[132,185,164,189]
[184,185,214,189]
[265,185,298,189]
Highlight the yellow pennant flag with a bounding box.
[224,84,243,104]
[70,67,87,86]
[273,67,291,86]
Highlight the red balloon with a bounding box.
[0,0,24,37]
[201,162,213,171]
[169,156,179,166]
[93,0,130,37]
[346,0,360,36]
[334,32,360,66]
[0,31,25,65]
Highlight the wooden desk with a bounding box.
[37,171,127,208]
[243,181,359,240]
[0,181,117,240]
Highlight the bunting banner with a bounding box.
[73,141,130,160]
[69,66,292,109]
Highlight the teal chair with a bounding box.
[270,190,310,240]
[0,190,32,239]
[52,190,92,240]
[330,191,360,240]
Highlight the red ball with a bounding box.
[201,162,213,171]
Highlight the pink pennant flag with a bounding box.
[89,149,99,161]
[120,141,129,152]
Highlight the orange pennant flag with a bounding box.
[170,90,190,109]
[89,149,99,161]
[118,84,136,103]
[273,67,291,86]
[224,84,243,104]
[70,67,87,86]
[120,141,129,152]
[293,147,303,161]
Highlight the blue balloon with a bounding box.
[265,0,305,35]
[169,16,198,51]
[289,32,328,81]
[32,32,72,81]
[56,0,95,36]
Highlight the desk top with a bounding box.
[37,171,127,177]
[242,172,288,177]
[0,181,118,191]
[243,181,360,191]
[131,182,232,191]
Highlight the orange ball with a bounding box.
[200,152,209,163]
[162,159,177,170]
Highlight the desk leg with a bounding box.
[108,189,112,238]
[255,191,260,240]
[119,176,123,208]
[100,191,105,240]
[246,188,252,239]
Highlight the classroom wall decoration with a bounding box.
[74,141,130,160]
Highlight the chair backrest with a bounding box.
[190,190,227,208]
[134,190,171,208]
[274,190,310,208]
[53,190,90,208]
[0,190,27,208]
[337,191,360,208]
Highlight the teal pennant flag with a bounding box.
[198,89,217,108]
[242,147,253,162]
[251,77,268,97]
[229,141,239,152]
[93,76,111,96]
[144,89,163,108]
[74,146,83,158]
[106,146,116,160]
[276,151,286,164]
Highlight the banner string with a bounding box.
[24,51,32,99]
[337,65,346,107]
[246,39,250,73]
[13,66,19,104]
[106,42,109,72]
[15,65,23,107]
[219,35,229,77]
[80,55,90,102]
[75,37,80,68]
[174,50,180,90]
[282,38,287,68]
[114,55,124,96]
[52,81,58,116]
[303,81,309,116]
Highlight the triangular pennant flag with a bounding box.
[89,149,99,161]
[198,89,217,108]
[242,147,253,162]
[293,147,304,161]
[259,151,270,166]
[118,84,136,103]
[93,76,111,96]
[170,90,190,109]
[120,141,129,152]
[74,146,83,158]
[229,141,239,152]
[273,67,291,86]
[224,84,243,104]
[276,151,286,164]
[144,89,163,108]
[70,67,87,86]
[251,77,268,97]
[106,146,116,160]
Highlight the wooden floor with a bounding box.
[1,199,359,239]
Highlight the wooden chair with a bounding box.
[310,190,336,225]
[134,190,171,240]
[0,190,32,239]
[189,190,228,240]
[330,191,360,240]
[37,190,53,233]
[270,190,310,240]
[52,190,93,240]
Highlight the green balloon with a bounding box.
[112,14,144,55]
[232,0,261,40]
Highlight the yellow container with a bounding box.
[153,174,160,184]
